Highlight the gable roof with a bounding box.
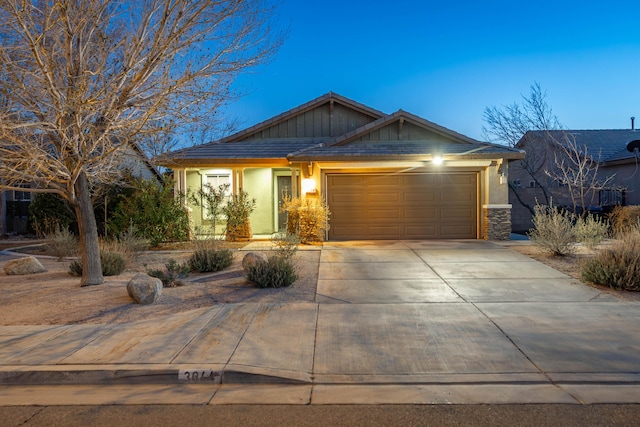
[289,110,524,161]
[160,93,524,166]
[217,92,385,144]
[521,129,640,165]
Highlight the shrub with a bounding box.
[222,190,256,241]
[574,213,609,250]
[281,197,330,243]
[608,205,640,236]
[45,227,79,261]
[110,178,190,246]
[145,259,190,287]
[188,242,233,273]
[113,226,149,258]
[245,255,298,288]
[581,231,640,291]
[29,193,75,237]
[528,202,575,256]
[69,250,126,277]
[271,232,300,260]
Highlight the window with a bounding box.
[206,174,231,194]
[13,184,31,201]
[512,179,521,188]
[528,181,536,188]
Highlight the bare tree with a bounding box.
[549,134,618,215]
[482,83,561,215]
[483,83,623,220]
[0,0,281,286]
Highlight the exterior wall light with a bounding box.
[301,178,317,194]
[432,155,443,165]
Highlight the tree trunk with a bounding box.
[74,172,104,286]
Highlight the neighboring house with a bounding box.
[510,128,640,232]
[0,144,162,235]
[160,92,524,240]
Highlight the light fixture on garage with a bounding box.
[301,178,317,194]
[432,155,443,165]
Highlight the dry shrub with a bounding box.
[608,205,640,236]
[581,231,640,291]
[68,250,126,277]
[574,214,609,250]
[528,203,575,256]
[188,239,233,272]
[45,227,79,260]
[281,197,330,244]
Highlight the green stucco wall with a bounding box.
[244,168,274,235]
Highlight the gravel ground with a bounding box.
[0,245,320,326]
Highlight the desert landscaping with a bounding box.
[0,238,637,327]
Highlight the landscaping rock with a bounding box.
[242,251,267,272]
[127,273,163,305]
[3,256,47,275]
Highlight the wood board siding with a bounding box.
[327,173,478,240]
[242,103,377,140]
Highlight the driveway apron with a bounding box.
[314,240,640,400]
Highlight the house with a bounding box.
[0,144,162,235]
[510,128,640,232]
[160,92,524,240]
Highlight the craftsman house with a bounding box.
[161,92,524,240]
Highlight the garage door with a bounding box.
[326,173,478,240]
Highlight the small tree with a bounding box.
[222,190,256,241]
[188,183,230,237]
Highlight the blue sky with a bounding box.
[225,0,640,141]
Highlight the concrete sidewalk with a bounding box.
[1,240,640,406]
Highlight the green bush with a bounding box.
[222,190,256,241]
[145,259,190,287]
[245,256,297,288]
[110,178,190,246]
[528,203,575,256]
[581,232,640,291]
[188,247,233,272]
[29,193,75,237]
[68,250,126,277]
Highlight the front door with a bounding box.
[277,175,292,231]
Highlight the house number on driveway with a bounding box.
[178,369,220,382]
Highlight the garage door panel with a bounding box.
[367,193,400,203]
[327,173,477,240]
[368,209,400,220]
[404,209,436,219]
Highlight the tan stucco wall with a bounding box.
[484,162,510,205]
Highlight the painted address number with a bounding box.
[178,369,220,382]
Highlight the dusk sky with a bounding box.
[226,0,640,142]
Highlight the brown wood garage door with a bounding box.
[326,173,478,240]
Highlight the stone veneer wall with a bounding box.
[483,207,512,240]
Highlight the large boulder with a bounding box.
[3,256,47,275]
[242,251,267,272]
[127,273,162,305]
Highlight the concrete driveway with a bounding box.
[1,240,640,406]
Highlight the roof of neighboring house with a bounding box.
[161,92,524,165]
[521,129,640,165]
